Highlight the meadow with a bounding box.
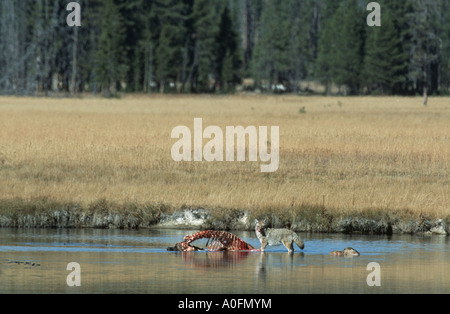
[0,95,449,224]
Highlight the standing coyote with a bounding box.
[255,219,305,253]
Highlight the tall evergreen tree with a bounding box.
[0,0,23,94]
[190,0,221,92]
[407,0,443,102]
[252,0,291,91]
[154,0,188,93]
[333,0,365,95]
[114,0,149,93]
[25,0,61,95]
[215,6,242,92]
[315,0,341,94]
[95,0,128,96]
[286,0,313,93]
[440,0,450,92]
[364,4,406,94]
[238,0,264,75]
[131,0,161,93]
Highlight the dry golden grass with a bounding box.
[0,94,449,218]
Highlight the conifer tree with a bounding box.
[95,0,128,96]
[191,0,221,92]
[332,0,365,95]
[407,0,443,101]
[252,0,291,91]
[154,0,188,93]
[440,0,450,92]
[215,6,242,92]
[364,4,405,94]
[315,0,341,94]
[286,0,312,93]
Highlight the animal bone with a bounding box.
[167,230,257,252]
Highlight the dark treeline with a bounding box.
[0,0,449,97]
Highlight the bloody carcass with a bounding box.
[167,230,258,252]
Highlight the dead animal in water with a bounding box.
[167,230,257,252]
[330,247,360,257]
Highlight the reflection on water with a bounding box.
[0,228,448,293]
[180,251,256,269]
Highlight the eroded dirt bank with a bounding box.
[0,200,447,235]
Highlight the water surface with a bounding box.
[0,228,448,293]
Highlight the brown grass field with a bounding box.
[0,94,449,220]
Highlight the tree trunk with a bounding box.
[180,37,190,93]
[70,27,78,95]
[147,41,153,94]
[187,41,199,93]
[423,67,428,105]
[423,86,428,105]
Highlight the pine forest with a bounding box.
[0,0,449,96]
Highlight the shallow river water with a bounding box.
[0,228,448,294]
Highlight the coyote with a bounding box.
[254,219,305,253]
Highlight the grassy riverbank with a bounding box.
[0,95,449,231]
[0,198,448,235]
